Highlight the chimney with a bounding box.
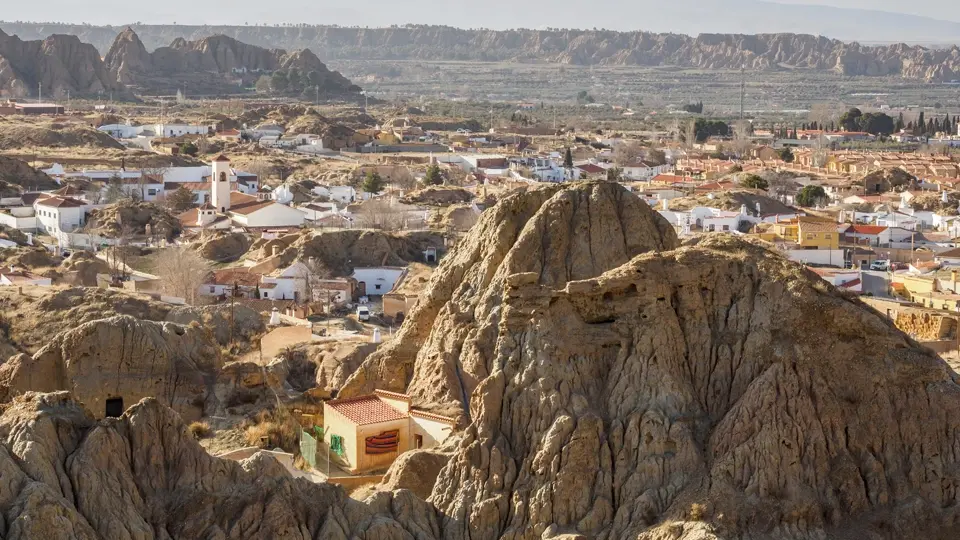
[661,198,669,211]
[272,245,280,257]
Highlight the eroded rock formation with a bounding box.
[345,182,960,539]
[0,392,438,539]
[0,315,221,421]
[0,29,128,98]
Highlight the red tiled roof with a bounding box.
[849,225,888,235]
[208,268,261,287]
[229,192,274,215]
[840,278,861,289]
[36,196,84,208]
[577,163,605,174]
[327,395,407,426]
[409,409,457,426]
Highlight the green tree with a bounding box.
[165,185,197,212]
[777,147,795,163]
[287,68,302,91]
[271,71,289,93]
[839,107,863,132]
[860,113,895,136]
[740,174,768,190]
[796,185,827,207]
[563,147,574,169]
[362,170,386,194]
[179,142,199,157]
[254,75,272,94]
[424,163,444,185]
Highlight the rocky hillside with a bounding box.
[341,182,960,538]
[0,392,439,539]
[104,28,360,95]
[7,23,960,79]
[0,29,128,99]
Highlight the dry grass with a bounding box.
[689,503,708,521]
[242,408,301,453]
[187,421,212,439]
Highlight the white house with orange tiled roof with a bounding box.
[179,156,304,232]
[323,389,456,474]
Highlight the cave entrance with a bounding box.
[105,397,124,418]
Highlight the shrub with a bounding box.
[243,408,300,452]
[187,421,211,439]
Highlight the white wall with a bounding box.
[352,267,405,296]
[410,412,454,449]
[785,249,845,267]
[0,213,38,230]
[35,206,84,235]
[236,204,305,228]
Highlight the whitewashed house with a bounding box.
[352,267,406,297]
[34,196,86,235]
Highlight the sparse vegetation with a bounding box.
[188,421,212,439]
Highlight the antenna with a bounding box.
[38,82,41,104]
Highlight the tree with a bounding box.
[646,148,667,166]
[254,75,272,94]
[179,142,198,157]
[918,111,926,135]
[165,186,197,213]
[613,142,643,166]
[796,185,827,207]
[424,163,444,185]
[860,113,895,136]
[740,174,768,190]
[839,107,863,132]
[362,170,386,194]
[606,167,622,182]
[777,147,795,163]
[156,246,210,305]
[271,71,289,93]
[103,176,127,203]
[563,147,574,169]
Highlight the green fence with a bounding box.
[300,428,318,469]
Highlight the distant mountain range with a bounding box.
[0,27,360,98]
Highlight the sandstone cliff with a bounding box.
[0,29,128,99]
[0,315,221,421]
[15,23,960,79]
[343,182,960,539]
[0,392,439,539]
[104,28,360,95]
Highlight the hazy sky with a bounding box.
[0,0,954,27]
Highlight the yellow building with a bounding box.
[770,221,799,243]
[323,390,456,475]
[796,218,839,249]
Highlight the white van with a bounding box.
[356,305,371,322]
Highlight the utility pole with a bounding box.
[38,82,41,104]
[739,66,745,121]
[229,281,236,345]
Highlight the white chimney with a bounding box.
[942,191,950,203]
[661,198,669,211]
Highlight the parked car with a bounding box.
[870,260,890,271]
[356,305,371,322]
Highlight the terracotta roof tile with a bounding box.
[327,395,407,426]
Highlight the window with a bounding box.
[148,189,157,196]
[220,172,227,183]
[415,434,423,449]
[824,233,831,239]
[262,292,269,298]
[806,234,815,240]
[722,225,729,231]
[105,397,124,418]
[375,284,381,290]
[209,286,215,293]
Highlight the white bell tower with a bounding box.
[211,154,232,212]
